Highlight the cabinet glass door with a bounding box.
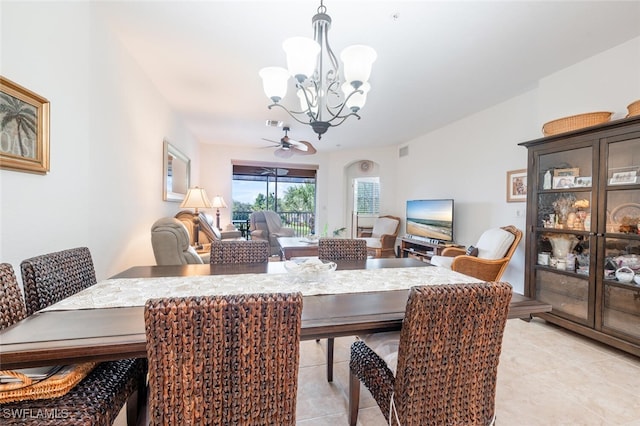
[600,136,640,340]
[533,145,595,325]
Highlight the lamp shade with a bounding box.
[211,196,228,209]
[180,187,213,210]
[340,45,377,88]
[259,67,290,103]
[342,81,370,112]
[283,37,320,82]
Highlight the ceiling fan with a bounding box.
[262,126,317,159]
[260,167,289,176]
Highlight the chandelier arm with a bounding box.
[324,112,361,128]
[325,79,341,97]
[296,82,320,122]
[267,101,317,118]
[323,88,364,119]
[266,103,320,126]
[322,28,340,77]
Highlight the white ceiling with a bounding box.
[97,1,640,152]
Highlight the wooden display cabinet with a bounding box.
[519,115,640,357]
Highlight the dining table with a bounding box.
[0,258,551,370]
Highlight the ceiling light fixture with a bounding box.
[259,1,376,139]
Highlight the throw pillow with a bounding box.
[466,245,479,257]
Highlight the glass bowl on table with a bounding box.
[284,258,337,283]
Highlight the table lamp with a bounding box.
[180,187,212,249]
[210,195,228,231]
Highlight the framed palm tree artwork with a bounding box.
[0,76,50,174]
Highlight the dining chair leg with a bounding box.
[326,337,334,382]
[349,370,360,426]
[126,370,148,426]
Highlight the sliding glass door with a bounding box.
[232,163,317,236]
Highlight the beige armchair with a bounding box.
[249,211,295,256]
[357,215,401,258]
[430,225,522,281]
[151,218,204,265]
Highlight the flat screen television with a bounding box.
[405,199,454,243]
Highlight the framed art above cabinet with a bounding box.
[163,140,190,202]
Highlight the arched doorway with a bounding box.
[346,160,380,238]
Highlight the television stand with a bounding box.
[400,236,463,263]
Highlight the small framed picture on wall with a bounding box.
[0,76,50,174]
[506,169,527,202]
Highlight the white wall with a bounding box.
[396,36,640,293]
[1,3,200,281]
[198,141,397,239]
[539,37,640,124]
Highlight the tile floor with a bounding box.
[116,318,640,425]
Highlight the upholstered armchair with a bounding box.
[175,210,242,246]
[249,211,295,256]
[430,225,522,281]
[357,215,401,258]
[150,218,204,265]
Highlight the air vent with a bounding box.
[399,146,409,157]
[265,120,283,127]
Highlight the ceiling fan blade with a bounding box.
[274,148,294,159]
[260,138,282,149]
[293,141,317,155]
[285,137,308,152]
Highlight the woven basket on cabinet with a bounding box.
[627,100,640,118]
[542,111,612,136]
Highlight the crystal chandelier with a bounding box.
[259,1,377,139]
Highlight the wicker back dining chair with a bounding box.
[21,246,96,316]
[349,282,512,426]
[17,249,148,426]
[317,238,368,382]
[209,239,270,264]
[144,292,303,425]
[0,263,27,329]
[318,238,368,261]
[0,262,147,426]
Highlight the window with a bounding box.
[231,163,317,236]
[354,177,380,215]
